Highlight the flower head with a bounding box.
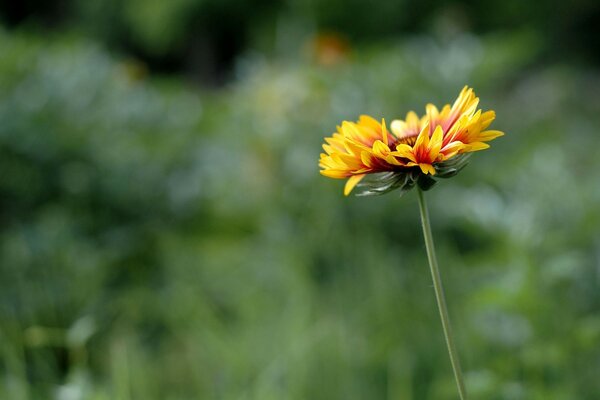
[319,86,503,195]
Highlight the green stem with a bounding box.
[416,188,467,400]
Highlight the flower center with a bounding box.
[392,134,418,147]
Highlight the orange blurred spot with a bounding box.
[120,58,148,83]
[308,32,350,66]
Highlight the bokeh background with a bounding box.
[1,1,600,399]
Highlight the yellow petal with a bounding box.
[464,97,480,116]
[414,122,430,150]
[451,86,472,111]
[479,130,504,141]
[358,115,381,131]
[418,163,436,175]
[428,125,444,157]
[439,141,464,159]
[343,138,368,155]
[344,174,365,196]
[320,169,350,178]
[479,111,496,130]
[426,104,439,118]
[462,142,490,152]
[385,154,404,166]
[406,111,420,125]
[337,153,363,169]
[372,140,390,157]
[341,121,362,141]
[360,151,374,168]
[381,118,388,146]
[392,144,416,163]
[324,137,346,152]
[390,119,406,138]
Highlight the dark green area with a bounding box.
[2,0,600,84]
[1,3,600,399]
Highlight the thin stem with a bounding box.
[416,188,467,400]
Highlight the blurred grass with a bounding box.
[1,28,600,400]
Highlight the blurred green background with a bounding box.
[1,1,600,399]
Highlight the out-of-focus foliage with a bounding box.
[3,0,600,83]
[1,25,600,400]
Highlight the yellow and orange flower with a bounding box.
[319,86,503,195]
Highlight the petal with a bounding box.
[406,111,420,125]
[479,111,496,130]
[426,104,439,119]
[385,154,405,166]
[418,163,436,175]
[439,141,464,159]
[325,136,346,152]
[372,140,391,158]
[414,122,430,149]
[462,142,490,152]
[358,115,381,130]
[390,119,406,137]
[332,153,362,169]
[381,118,388,146]
[320,169,350,178]
[479,130,504,141]
[451,86,470,110]
[344,174,365,196]
[360,151,375,168]
[392,143,416,163]
[428,125,444,157]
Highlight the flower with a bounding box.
[319,86,504,196]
